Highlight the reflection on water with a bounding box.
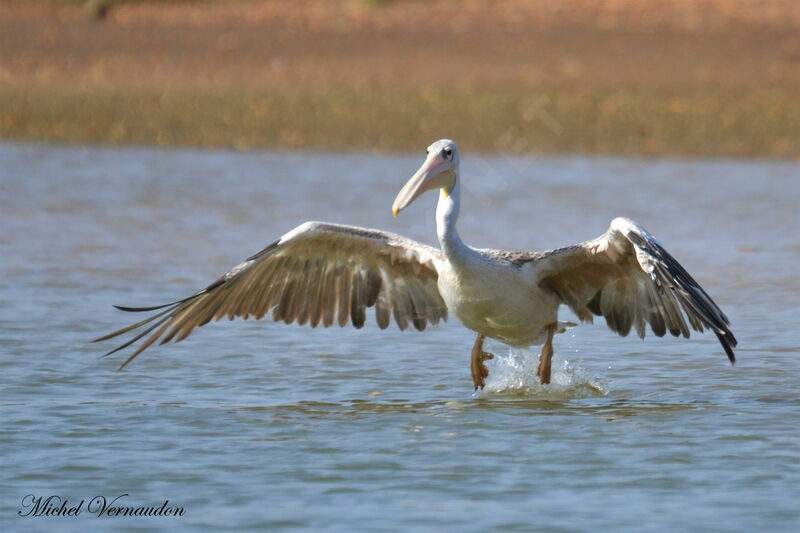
[1,143,800,531]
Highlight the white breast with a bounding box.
[437,255,558,347]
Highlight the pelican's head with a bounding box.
[392,139,459,216]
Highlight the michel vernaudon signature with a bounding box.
[18,494,185,518]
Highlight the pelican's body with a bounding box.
[421,150,559,349]
[435,233,558,348]
[439,256,555,347]
[96,139,737,389]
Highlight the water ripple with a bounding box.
[2,143,799,531]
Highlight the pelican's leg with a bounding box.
[537,323,557,384]
[470,334,494,390]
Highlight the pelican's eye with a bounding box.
[443,147,453,159]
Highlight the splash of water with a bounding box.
[481,345,607,398]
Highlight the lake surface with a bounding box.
[1,142,799,531]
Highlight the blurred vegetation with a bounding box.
[2,0,799,157]
[2,87,798,157]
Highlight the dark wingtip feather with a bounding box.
[715,331,737,365]
[625,223,739,366]
[113,299,183,313]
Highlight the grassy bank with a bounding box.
[2,0,800,157]
[2,86,798,157]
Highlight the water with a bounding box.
[1,143,799,531]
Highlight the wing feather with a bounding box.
[407,281,428,332]
[374,272,392,329]
[350,269,367,329]
[94,221,446,369]
[533,217,737,363]
[391,280,411,331]
[336,268,352,328]
[300,258,324,327]
[322,265,340,328]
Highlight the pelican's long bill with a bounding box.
[392,150,455,216]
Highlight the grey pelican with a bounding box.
[95,139,737,389]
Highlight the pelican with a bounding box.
[95,139,737,389]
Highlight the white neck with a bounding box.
[436,172,470,260]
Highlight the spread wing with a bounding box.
[94,221,447,369]
[530,217,737,362]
